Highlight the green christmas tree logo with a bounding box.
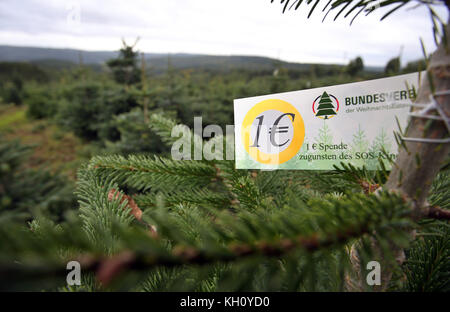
[314,91,338,120]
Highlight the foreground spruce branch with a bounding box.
[0,112,448,291]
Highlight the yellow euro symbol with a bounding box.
[242,99,305,165]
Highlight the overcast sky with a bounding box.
[0,0,448,66]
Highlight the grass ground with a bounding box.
[0,104,86,179]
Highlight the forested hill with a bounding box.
[0,45,382,73]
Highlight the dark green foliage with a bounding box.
[0,137,76,221]
[402,222,449,292]
[0,62,50,105]
[403,59,427,74]
[0,62,48,83]
[0,77,24,105]
[428,169,450,210]
[57,81,138,141]
[398,168,450,292]
[346,56,364,76]
[24,85,58,119]
[385,57,401,75]
[107,108,170,155]
[87,154,216,193]
[106,40,141,85]
[1,80,23,105]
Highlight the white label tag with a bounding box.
[234,72,423,170]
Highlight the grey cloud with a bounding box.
[0,0,447,66]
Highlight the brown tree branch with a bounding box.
[427,205,450,220]
[88,222,373,286]
[0,222,377,288]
